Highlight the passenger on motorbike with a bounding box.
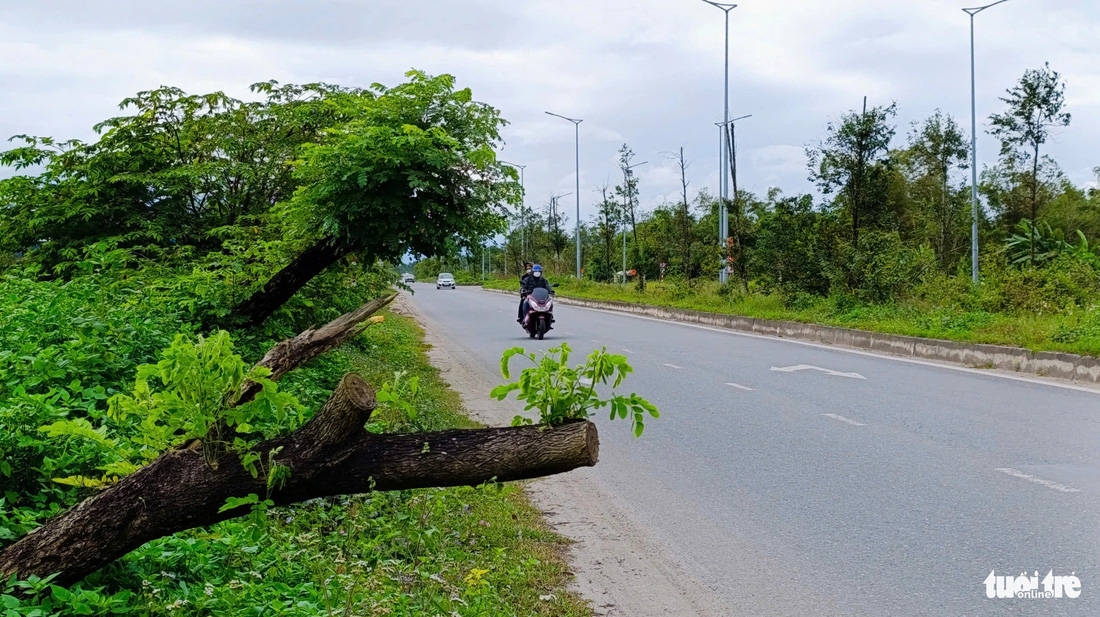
[517,262,534,322]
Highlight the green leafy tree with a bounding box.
[751,190,832,296]
[544,194,570,258]
[901,110,970,269]
[0,83,359,271]
[588,184,619,282]
[240,71,517,324]
[989,63,1072,265]
[808,101,898,248]
[615,144,654,288]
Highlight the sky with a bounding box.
[2,0,1099,228]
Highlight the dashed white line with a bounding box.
[995,468,1081,493]
[725,382,755,391]
[664,363,683,370]
[622,348,635,354]
[591,339,602,343]
[822,413,867,427]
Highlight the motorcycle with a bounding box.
[521,285,557,340]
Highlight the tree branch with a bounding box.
[0,373,599,586]
[0,295,600,586]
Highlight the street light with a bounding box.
[499,160,526,265]
[621,160,647,283]
[701,0,737,282]
[546,111,583,278]
[963,0,1011,285]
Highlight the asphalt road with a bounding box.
[405,283,1100,616]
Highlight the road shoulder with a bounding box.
[391,293,735,616]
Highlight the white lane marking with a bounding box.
[995,468,1081,493]
[578,377,594,386]
[591,339,602,343]
[664,364,683,370]
[726,382,755,391]
[567,332,576,336]
[622,348,635,354]
[772,364,866,380]
[476,289,1100,396]
[822,413,866,427]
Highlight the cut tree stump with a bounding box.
[0,296,600,586]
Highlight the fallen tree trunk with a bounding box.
[238,293,396,403]
[0,294,600,586]
[0,373,600,586]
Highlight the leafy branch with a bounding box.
[491,343,658,437]
[40,331,303,487]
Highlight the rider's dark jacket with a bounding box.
[521,275,550,294]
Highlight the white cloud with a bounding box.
[2,0,1099,221]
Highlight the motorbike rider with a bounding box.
[519,264,552,323]
[517,262,534,322]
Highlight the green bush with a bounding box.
[826,231,936,304]
[1051,306,1100,344]
[978,254,1100,314]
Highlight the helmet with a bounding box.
[532,265,542,272]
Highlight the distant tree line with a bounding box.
[478,63,1100,309]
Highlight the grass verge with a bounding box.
[62,311,590,616]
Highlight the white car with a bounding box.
[436,273,456,289]
[401,273,416,284]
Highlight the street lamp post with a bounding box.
[963,0,1011,285]
[714,115,749,283]
[701,0,737,283]
[621,160,647,283]
[500,160,526,266]
[546,111,583,278]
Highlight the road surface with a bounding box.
[404,284,1100,616]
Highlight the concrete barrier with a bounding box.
[479,286,1100,385]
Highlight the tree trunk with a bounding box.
[678,148,692,287]
[1030,143,1041,266]
[234,237,346,327]
[239,293,396,403]
[0,374,599,586]
[0,295,600,586]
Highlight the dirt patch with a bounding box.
[393,293,735,616]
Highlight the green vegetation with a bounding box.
[493,343,659,437]
[483,275,1100,356]
[0,278,589,614]
[0,72,592,615]
[468,64,1100,356]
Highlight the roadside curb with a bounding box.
[479,286,1100,385]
